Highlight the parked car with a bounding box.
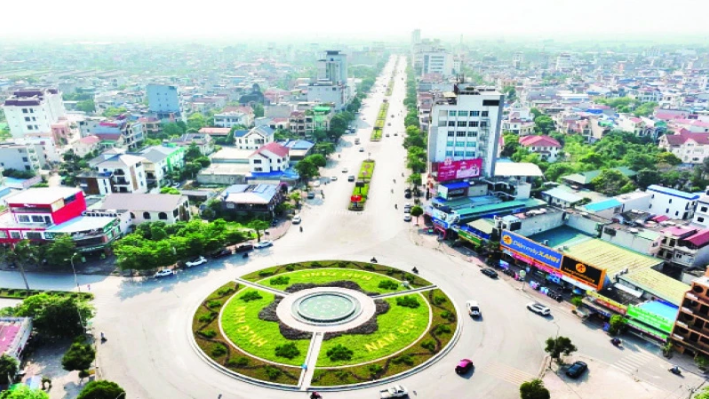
[380,385,408,398]
[235,244,254,253]
[330,176,338,181]
[404,191,412,199]
[455,359,474,375]
[565,361,588,379]
[394,132,398,136]
[481,268,498,279]
[154,269,175,278]
[342,168,348,173]
[211,248,232,259]
[254,240,273,249]
[313,181,321,187]
[527,302,551,316]
[404,214,412,222]
[348,175,355,182]
[185,256,208,268]
[359,147,364,152]
[292,215,302,224]
[466,300,481,317]
[386,133,390,137]
[307,192,315,199]
[403,203,412,212]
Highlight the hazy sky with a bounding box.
[2,0,709,41]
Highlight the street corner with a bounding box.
[543,355,676,399]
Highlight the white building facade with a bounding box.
[3,89,66,139]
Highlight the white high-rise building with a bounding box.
[317,50,348,85]
[411,29,421,46]
[420,51,453,77]
[428,85,504,178]
[3,89,66,139]
[555,53,573,71]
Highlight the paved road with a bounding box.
[1,56,702,399]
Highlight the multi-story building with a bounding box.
[78,149,147,195]
[2,89,66,139]
[427,85,504,179]
[235,126,275,150]
[420,51,453,77]
[138,117,161,134]
[657,225,709,268]
[617,114,656,138]
[317,50,348,85]
[693,188,709,228]
[249,142,290,173]
[169,133,214,155]
[555,53,573,71]
[659,131,709,164]
[671,268,709,358]
[214,111,252,128]
[137,144,185,187]
[647,184,699,221]
[518,135,561,162]
[147,84,182,120]
[98,193,191,226]
[89,117,144,150]
[0,142,45,172]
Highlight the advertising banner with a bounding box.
[627,305,675,334]
[437,185,449,199]
[587,291,627,314]
[458,230,481,245]
[500,230,562,269]
[560,256,605,291]
[435,158,483,182]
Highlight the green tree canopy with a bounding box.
[102,107,127,118]
[252,103,264,118]
[0,354,19,384]
[519,379,550,399]
[306,154,327,168]
[10,294,94,338]
[295,159,319,181]
[160,187,181,195]
[42,236,77,268]
[247,220,270,242]
[62,341,96,372]
[76,100,96,114]
[544,336,577,364]
[591,169,635,196]
[162,122,185,137]
[656,152,682,166]
[0,385,49,399]
[76,380,126,399]
[186,113,207,132]
[534,115,555,134]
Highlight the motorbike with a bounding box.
[412,267,419,274]
[300,226,303,233]
[100,333,106,342]
[310,393,322,399]
[371,257,378,263]
[669,366,682,375]
[611,338,622,347]
[243,253,249,259]
[394,204,398,209]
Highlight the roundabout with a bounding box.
[191,260,459,389]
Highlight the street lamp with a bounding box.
[65,252,81,293]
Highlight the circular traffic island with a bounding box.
[192,260,459,388]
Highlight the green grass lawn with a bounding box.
[258,268,405,294]
[316,295,430,367]
[221,288,311,366]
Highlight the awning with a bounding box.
[614,283,643,297]
[442,181,470,190]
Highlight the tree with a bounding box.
[544,336,577,365]
[314,142,335,156]
[0,385,49,399]
[102,107,127,118]
[289,192,301,205]
[410,206,423,223]
[0,354,19,384]
[544,163,576,182]
[187,113,207,132]
[184,143,202,162]
[519,379,550,399]
[306,154,327,168]
[75,100,96,114]
[656,152,682,166]
[76,380,126,399]
[634,102,658,117]
[12,293,94,338]
[253,103,264,118]
[623,152,655,171]
[62,341,96,373]
[0,240,41,290]
[162,122,185,137]
[247,220,270,242]
[694,386,709,399]
[407,173,422,187]
[591,169,634,196]
[636,169,661,189]
[534,115,555,134]
[608,314,626,336]
[294,159,319,181]
[42,236,77,268]
[502,85,517,103]
[160,187,180,195]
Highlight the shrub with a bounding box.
[211,344,227,357]
[433,296,447,305]
[421,340,436,352]
[364,264,376,271]
[264,366,282,380]
[198,312,217,323]
[207,300,222,308]
[285,265,296,271]
[367,364,383,377]
[310,261,323,268]
[404,274,416,282]
[441,311,456,322]
[227,357,250,367]
[435,325,452,335]
[386,269,394,275]
[240,291,263,302]
[392,354,414,366]
[335,370,349,381]
[270,276,291,286]
[571,296,583,307]
[217,287,235,296]
[378,280,399,290]
[258,270,274,277]
[274,343,301,359]
[199,329,217,339]
[338,262,347,268]
[326,344,353,361]
[396,296,420,309]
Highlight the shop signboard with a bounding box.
[587,291,627,315]
[560,256,605,291]
[434,158,483,182]
[626,319,669,341]
[437,185,449,199]
[627,305,674,334]
[500,230,562,269]
[431,217,449,230]
[458,230,481,245]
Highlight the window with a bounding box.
[253,159,262,164]
[446,141,454,147]
[470,121,479,127]
[158,212,168,220]
[17,215,30,223]
[456,131,466,137]
[455,141,466,147]
[445,151,453,156]
[448,111,457,116]
[0,231,6,239]
[471,111,480,117]
[481,111,489,117]
[22,109,27,113]
[675,211,679,216]
[447,121,455,127]
[439,120,447,127]
[465,151,475,157]
[666,208,669,213]
[143,212,151,219]
[255,167,263,171]
[454,151,465,157]
[700,217,706,223]
[24,117,30,122]
[480,121,488,127]
[27,125,33,130]
[22,157,28,162]
[467,142,477,147]
[669,199,672,204]
[458,111,468,116]
[130,212,136,219]
[31,216,44,223]
[25,232,42,240]
[467,131,477,137]
[482,100,499,107]
[702,207,708,212]
[457,121,467,127]
[10,231,21,239]
[447,132,454,137]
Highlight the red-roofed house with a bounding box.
[74,135,101,157]
[249,142,290,173]
[659,131,709,164]
[518,135,562,162]
[659,225,709,268]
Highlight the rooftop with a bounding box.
[100,193,187,212]
[543,187,582,204]
[494,162,544,177]
[562,167,636,185]
[583,198,622,212]
[647,185,700,201]
[529,225,595,249]
[562,238,663,276]
[7,187,81,205]
[198,127,231,136]
[222,184,281,204]
[621,270,689,306]
[45,216,116,234]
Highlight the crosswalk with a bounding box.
[480,361,537,386]
[612,351,658,375]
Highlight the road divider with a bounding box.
[348,160,375,211]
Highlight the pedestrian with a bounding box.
[87,284,91,291]
[218,395,222,399]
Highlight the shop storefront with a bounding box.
[559,255,606,292]
[424,205,460,238]
[582,291,628,322]
[452,223,491,246]
[500,230,567,289]
[624,302,677,344]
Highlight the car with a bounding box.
[330,176,338,181]
[292,215,302,224]
[342,168,348,173]
[387,123,391,126]
[481,268,498,279]
[185,256,208,267]
[307,192,315,199]
[359,147,364,152]
[394,132,398,136]
[404,214,412,222]
[466,300,481,317]
[254,240,273,249]
[386,133,390,137]
[379,385,408,398]
[235,244,254,253]
[313,181,321,187]
[404,192,412,199]
[348,175,355,182]
[527,302,551,316]
[391,114,395,118]
[455,359,474,375]
[565,361,588,379]
[211,248,232,259]
[154,269,175,278]
[403,203,412,212]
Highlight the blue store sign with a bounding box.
[431,217,449,229]
[500,230,562,270]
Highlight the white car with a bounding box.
[342,168,348,173]
[527,302,551,316]
[404,214,412,222]
[154,269,175,278]
[466,300,481,318]
[292,215,302,224]
[404,203,412,213]
[254,240,273,249]
[185,256,207,268]
[330,176,338,181]
[380,385,408,398]
[313,181,321,187]
[359,147,364,152]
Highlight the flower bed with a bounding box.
[348,160,375,211]
[371,102,389,142]
[0,288,93,301]
[258,268,406,295]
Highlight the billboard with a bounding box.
[500,230,562,269]
[627,305,675,334]
[560,256,605,291]
[435,158,483,182]
[587,291,627,315]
